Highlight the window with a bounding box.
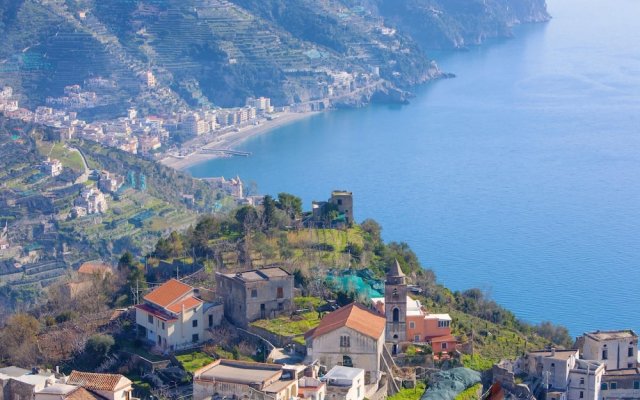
[337,199,343,205]
[610,382,617,390]
[442,342,448,350]
[192,334,199,343]
[409,321,415,329]
[343,355,353,367]
[438,320,450,328]
[602,349,608,360]
[634,381,640,390]
[630,347,635,357]
[148,315,153,324]
[209,314,213,327]
[579,391,583,399]
[251,289,258,298]
[393,308,400,323]
[277,287,284,299]
[192,319,198,328]
[580,378,584,385]
[340,335,350,348]
[392,288,398,298]
[414,335,420,342]
[601,383,608,390]
[161,322,165,330]
[629,363,635,369]
[278,302,284,311]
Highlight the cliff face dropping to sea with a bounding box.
[374,0,551,49]
[0,0,549,113]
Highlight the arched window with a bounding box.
[393,307,400,322]
[343,355,353,367]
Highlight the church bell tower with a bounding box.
[385,259,408,343]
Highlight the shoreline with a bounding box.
[159,111,320,171]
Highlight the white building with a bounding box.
[305,303,385,386]
[75,188,108,214]
[193,359,297,400]
[600,367,640,399]
[322,366,365,400]
[582,330,638,371]
[66,371,133,400]
[42,158,63,177]
[135,279,222,351]
[0,86,13,99]
[145,71,156,87]
[0,222,9,251]
[567,359,604,400]
[34,384,95,400]
[298,377,326,400]
[525,349,580,393]
[525,349,605,400]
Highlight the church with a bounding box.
[373,260,458,356]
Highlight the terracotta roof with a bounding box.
[78,262,112,275]
[305,303,385,340]
[66,387,101,400]
[430,334,458,343]
[166,296,203,313]
[144,279,193,307]
[68,371,131,392]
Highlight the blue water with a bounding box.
[190,0,640,336]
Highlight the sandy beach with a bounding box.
[160,111,319,170]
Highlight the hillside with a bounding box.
[0,117,233,310]
[375,0,550,49]
[0,0,548,115]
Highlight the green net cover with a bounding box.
[421,367,482,400]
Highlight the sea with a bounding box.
[189,0,640,336]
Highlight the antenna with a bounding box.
[543,370,551,391]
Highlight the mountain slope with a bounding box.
[0,0,549,114]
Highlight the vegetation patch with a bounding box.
[454,383,483,400]
[388,382,427,400]
[251,313,320,345]
[175,351,215,373]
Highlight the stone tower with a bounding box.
[385,259,408,343]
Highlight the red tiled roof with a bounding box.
[144,279,192,307]
[430,334,457,343]
[68,371,132,392]
[134,303,178,322]
[66,387,100,400]
[78,262,112,275]
[305,303,385,340]
[166,296,203,313]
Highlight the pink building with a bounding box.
[373,289,457,356]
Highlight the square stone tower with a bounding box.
[385,259,408,343]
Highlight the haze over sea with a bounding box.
[190,0,640,336]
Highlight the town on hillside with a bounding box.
[0,190,637,400]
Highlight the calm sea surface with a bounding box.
[190,0,640,335]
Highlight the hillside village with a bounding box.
[1,187,637,400]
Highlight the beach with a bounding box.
[160,111,318,170]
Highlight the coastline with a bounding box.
[159,111,320,171]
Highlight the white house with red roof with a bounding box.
[66,371,133,400]
[135,279,223,351]
[304,303,386,387]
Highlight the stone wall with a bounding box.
[492,361,535,399]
